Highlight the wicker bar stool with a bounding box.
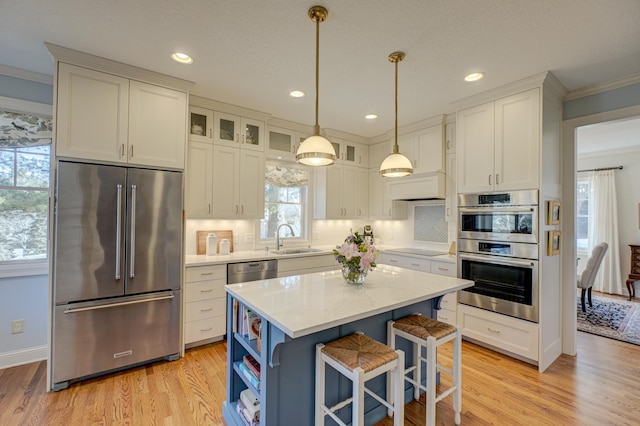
[315,332,405,426]
[387,314,462,426]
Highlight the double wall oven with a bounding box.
[457,190,539,323]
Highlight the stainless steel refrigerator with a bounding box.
[51,161,183,391]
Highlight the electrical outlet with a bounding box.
[11,319,24,334]
[245,233,254,243]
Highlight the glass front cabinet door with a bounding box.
[214,111,264,151]
[189,106,213,143]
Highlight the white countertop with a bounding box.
[225,265,472,339]
[185,245,456,267]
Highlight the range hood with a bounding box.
[387,171,446,200]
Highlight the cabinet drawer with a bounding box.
[437,308,456,325]
[277,254,336,274]
[185,264,226,282]
[185,298,226,322]
[184,316,226,344]
[430,260,456,277]
[458,305,538,361]
[381,254,430,272]
[185,279,226,302]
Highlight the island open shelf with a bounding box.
[223,266,473,426]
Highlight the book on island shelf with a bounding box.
[238,361,260,390]
[243,354,260,378]
[240,388,260,411]
[236,397,259,426]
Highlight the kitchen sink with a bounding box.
[269,248,323,255]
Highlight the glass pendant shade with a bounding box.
[379,150,413,177]
[296,134,335,166]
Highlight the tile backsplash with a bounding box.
[413,203,448,243]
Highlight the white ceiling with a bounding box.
[577,116,640,155]
[1,0,640,139]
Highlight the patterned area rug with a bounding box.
[577,294,640,345]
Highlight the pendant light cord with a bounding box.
[314,17,320,136]
[393,57,399,154]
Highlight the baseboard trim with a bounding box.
[0,345,47,370]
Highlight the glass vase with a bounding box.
[342,266,368,285]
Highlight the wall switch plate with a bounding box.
[11,319,24,334]
[245,233,254,243]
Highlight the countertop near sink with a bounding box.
[185,245,336,267]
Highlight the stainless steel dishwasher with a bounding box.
[227,259,278,284]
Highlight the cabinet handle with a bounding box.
[410,263,420,267]
[440,315,449,321]
[437,267,448,271]
[200,288,214,293]
[130,145,134,158]
[200,272,214,276]
[388,208,392,216]
[496,173,500,185]
[120,144,125,157]
[207,204,211,214]
[235,133,239,143]
[200,327,213,332]
[413,160,417,168]
[488,174,492,185]
[200,307,213,312]
[487,327,501,334]
[208,128,212,138]
[235,205,239,214]
[358,208,361,216]
[389,259,398,263]
[447,140,450,149]
[358,156,361,164]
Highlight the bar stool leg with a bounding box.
[393,349,405,426]
[315,343,325,426]
[453,326,462,425]
[353,367,365,426]
[386,321,395,417]
[426,336,437,426]
[413,340,421,400]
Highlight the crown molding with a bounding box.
[565,73,640,101]
[45,43,194,93]
[0,64,53,85]
[189,94,271,122]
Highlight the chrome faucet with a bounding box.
[276,224,295,250]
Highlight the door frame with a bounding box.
[561,104,640,355]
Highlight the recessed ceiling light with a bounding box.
[290,90,305,98]
[171,52,193,64]
[365,114,378,120]
[464,72,485,82]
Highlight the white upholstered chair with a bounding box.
[577,242,609,312]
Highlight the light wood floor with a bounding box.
[1,330,639,425]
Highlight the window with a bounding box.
[0,108,52,265]
[576,177,589,250]
[260,164,308,242]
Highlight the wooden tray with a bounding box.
[196,230,234,255]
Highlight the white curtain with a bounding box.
[588,170,623,294]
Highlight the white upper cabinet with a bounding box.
[185,141,213,219]
[211,145,265,219]
[457,88,540,193]
[330,138,368,167]
[398,123,445,175]
[213,111,264,151]
[56,63,129,163]
[446,121,456,154]
[189,106,214,143]
[55,62,187,169]
[266,126,303,161]
[128,81,186,169]
[314,165,365,219]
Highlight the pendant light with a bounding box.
[295,5,336,166]
[380,51,413,177]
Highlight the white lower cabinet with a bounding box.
[457,304,539,361]
[184,264,227,347]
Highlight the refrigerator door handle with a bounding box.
[63,294,175,314]
[129,184,137,278]
[115,184,122,280]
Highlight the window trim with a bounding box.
[0,96,52,277]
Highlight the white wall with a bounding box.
[0,275,48,368]
[577,149,640,293]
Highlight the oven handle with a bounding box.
[459,252,536,268]
[459,206,535,214]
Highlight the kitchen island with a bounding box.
[223,265,473,426]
